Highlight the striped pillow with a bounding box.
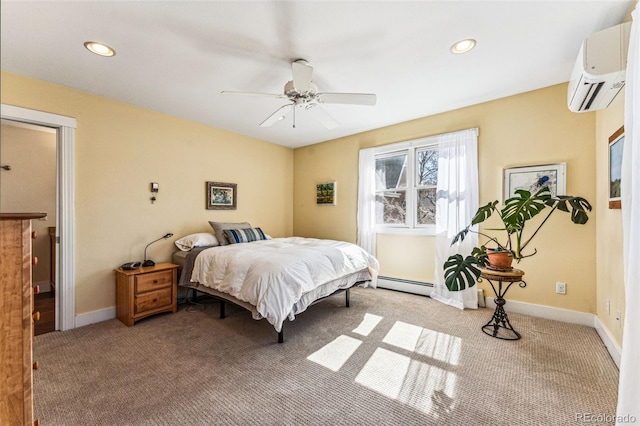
[223,227,267,244]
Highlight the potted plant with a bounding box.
[443,186,592,291]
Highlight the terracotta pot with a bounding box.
[485,249,514,270]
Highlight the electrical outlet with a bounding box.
[556,282,566,295]
[606,299,610,315]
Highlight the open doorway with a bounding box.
[1,103,76,332]
[1,119,57,334]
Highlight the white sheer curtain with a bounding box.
[431,129,479,309]
[357,147,377,256]
[617,6,639,424]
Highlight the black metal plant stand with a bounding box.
[479,268,526,340]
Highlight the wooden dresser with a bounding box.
[1,212,46,426]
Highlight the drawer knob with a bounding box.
[33,311,40,321]
[33,285,40,295]
[153,280,158,284]
[32,256,39,266]
[32,231,37,239]
[33,361,39,370]
[153,298,158,303]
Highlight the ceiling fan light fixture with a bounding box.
[84,41,116,57]
[451,38,476,54]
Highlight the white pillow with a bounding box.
[174,233,219,251]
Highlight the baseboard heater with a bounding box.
[377,276,433,296]
[377,275,486,307]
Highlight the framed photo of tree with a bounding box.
[316,182,337,205]
[206,181,237,210]
[608,126,624,209]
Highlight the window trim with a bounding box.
[373,136,440,234]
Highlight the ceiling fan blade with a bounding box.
[306,104,339,129]
[317,92,377,106]
[259,104,293,127]
[292,60,313,92]
[221,91,286,99]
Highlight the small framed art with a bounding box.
[316,181,337,205]
[206,181,237,210]
[503,163,566,201]
[608,126,624,209]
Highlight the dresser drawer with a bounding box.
[135,270,172,293]
[135,288,172,314]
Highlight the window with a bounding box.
[373,140,439,233]
[357,128,478,257]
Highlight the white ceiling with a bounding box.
[0,1,633,148]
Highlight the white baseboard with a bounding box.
[74,307,116,328]
[484,296,620,368]
[484,297,594,326]
[593,316,622,368]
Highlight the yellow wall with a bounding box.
[294,83,597,313]
[595,92,626,346]
[1,71,294,316]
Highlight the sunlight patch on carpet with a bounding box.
[352,313,383,336]
[306,335,362,372]
[355,347,457,415]
[383,321,461,365]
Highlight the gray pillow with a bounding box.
[208,221,252,245]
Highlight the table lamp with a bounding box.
[142,233,173,267]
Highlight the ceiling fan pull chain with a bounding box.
[293,105,296,128]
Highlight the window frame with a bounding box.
[373,137,439,235]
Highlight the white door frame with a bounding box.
[1,103,76,331]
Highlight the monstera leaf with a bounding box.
[545,195,592,224]
[444,254,481,291]
[501,187,551,232]
[471,200,499,225]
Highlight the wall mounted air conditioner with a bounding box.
[567,22,631,113]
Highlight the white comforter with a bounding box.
[190,237,379,332]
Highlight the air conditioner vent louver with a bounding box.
[580,81,604,111]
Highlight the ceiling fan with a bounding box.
[221,59,376,129]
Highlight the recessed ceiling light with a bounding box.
[451,39,476,54]
[84,41,116,57]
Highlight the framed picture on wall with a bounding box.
[316,181,337,205]
[608,126,624,209]
[206,181,237,210]
[503,163,566,201]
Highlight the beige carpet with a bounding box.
[33,288,618,425]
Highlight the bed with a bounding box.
[174,228,379,343]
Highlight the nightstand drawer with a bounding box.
[135,270,172,293]
[135,288,172,314]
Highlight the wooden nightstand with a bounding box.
[115,263,179,326]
